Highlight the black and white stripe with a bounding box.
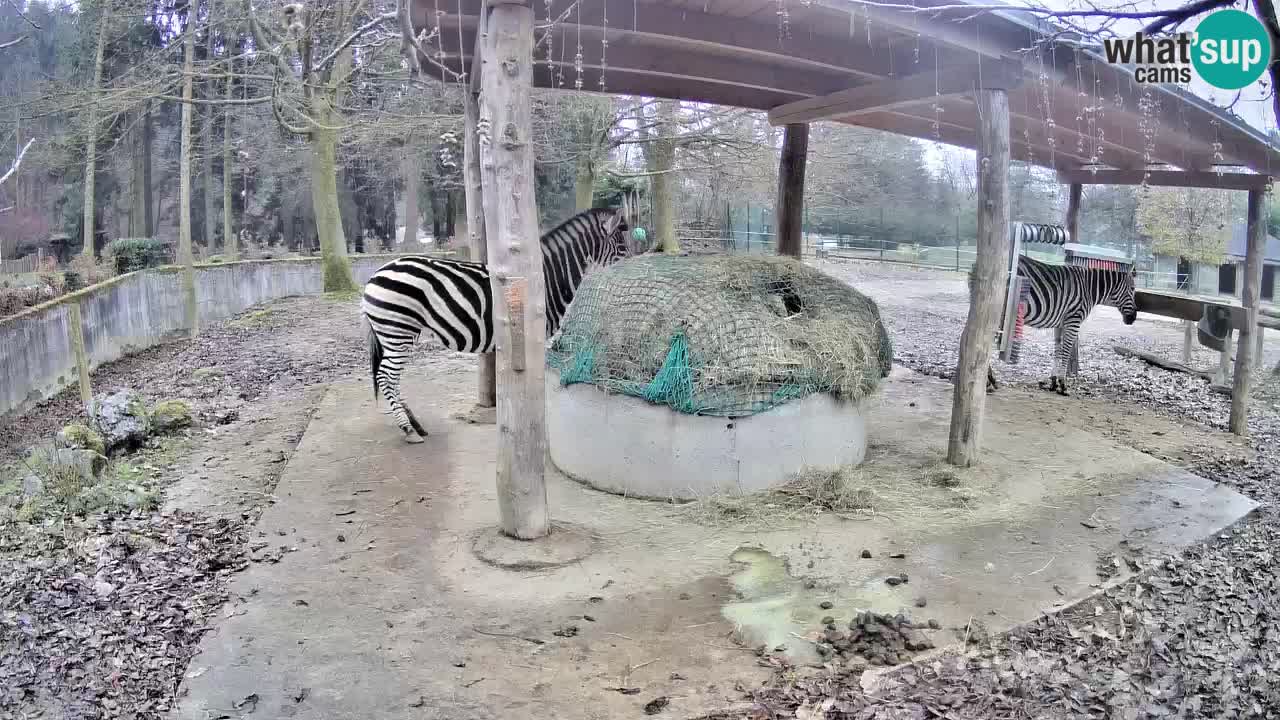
[990,254,1138,395]
[361,207,631,442]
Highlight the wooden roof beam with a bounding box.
[767,58,1023,126]
[855,110,1089,169]
[535,27,854,98]
[810,0,1017,60]
[440,0,901,81]
[1057,169,1273,190]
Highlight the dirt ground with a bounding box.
[2,259,1280,718]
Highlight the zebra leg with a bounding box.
[1037,354,1066,394]
[1050,317,1083,396]
[986,366,1000,393]
[375,340,429,443]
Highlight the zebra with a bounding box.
[361,207,632,443]
[986,254,1137,396]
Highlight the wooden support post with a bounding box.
[1256,327,1265,370]
[1229,187,1266,434]
[67,301,92,407]
[775,123,808,259]
[1182,320,1195,365]
[948,88,1010,467]
[1064,183,1082,242]
[477,1,549,539]
[1218,328,1233,384]
[464,28,496,409]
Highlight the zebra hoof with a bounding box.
[403,433,426,444]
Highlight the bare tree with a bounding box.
[0,138,33,191]
[180,9,198,335]
[242,0,407,290]
[80,0,110,258]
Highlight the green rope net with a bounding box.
[547,255,893,418]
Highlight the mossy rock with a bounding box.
[56,423,106,456]
[151,399,194,433]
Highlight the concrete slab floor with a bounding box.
[172,364,1258,720]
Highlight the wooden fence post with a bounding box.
[948,88,1011,467]
[67,301,93,407]
[775,123,808,259]
[1229,187,1266,434]
[477,0,549,539]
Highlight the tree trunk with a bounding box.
[649,101,679,254]
[478,2,548,539]
[310,123,356,291]
[430,185,444,241]
[1064,183,1082,241]
[464,83,496,407]
[307,40,357,292]
[445,191,456,240]
[179,20,199,337]
[81,3,109,258]
[129,107,148,237]
[144,102,155,235]
[222,30,236,257]
[775,122,808,259]
[452,190,466,245]
[202,13,217,253]
[574,153,595,211]
[402,149,419,245]
[947,88,1010,467]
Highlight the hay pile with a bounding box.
[547,255,892,417]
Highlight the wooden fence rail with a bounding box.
[0,250,47,276]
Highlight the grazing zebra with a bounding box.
[362,207,631,443]
[986,254,1137,395]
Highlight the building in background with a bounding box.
[1150,223,1279,302]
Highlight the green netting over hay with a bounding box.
[547,255,893,417]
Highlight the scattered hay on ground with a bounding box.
[679,462,990,530]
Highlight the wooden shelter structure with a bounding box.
[412,0,1280,539]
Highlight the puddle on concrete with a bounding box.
[721,547,822,664]
[721,546,919,665]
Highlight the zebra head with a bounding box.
[593,206,632,263]
[1108,269,1138,325]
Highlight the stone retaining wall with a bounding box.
[0,255,432,417]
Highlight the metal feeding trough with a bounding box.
[996,222,1135,365]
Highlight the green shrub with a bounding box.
[109,237,170,274]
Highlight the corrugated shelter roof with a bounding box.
[416,0,1280,176]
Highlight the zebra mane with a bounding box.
[541,207,621,240]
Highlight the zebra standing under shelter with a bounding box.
[986,254,1138,395]
[361,207,631,443]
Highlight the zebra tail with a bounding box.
[368,324,383,404]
